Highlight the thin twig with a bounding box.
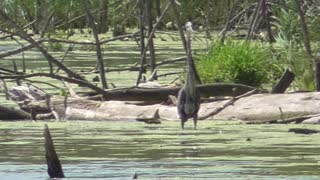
[56,45,73,73]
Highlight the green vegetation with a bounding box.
[0,0,319,92]
[195,0,320,90]
[197,40,280,87]
[272,1,318,91]
[1,1,320,178]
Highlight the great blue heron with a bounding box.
[177,22,200,130]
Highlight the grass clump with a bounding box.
[197,40,279,87]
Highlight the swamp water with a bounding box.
[0,121,320,179]
[1,33,320,179]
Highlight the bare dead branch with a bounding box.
[198,89,258,120]
[0,10,85,81]
[136,1,171,86]
[0,73,105,95]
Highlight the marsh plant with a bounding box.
[197,40,279,87]
[274,2,318,91]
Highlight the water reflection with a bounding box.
[0,121,320,179]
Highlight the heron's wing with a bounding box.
[177,88,186,118]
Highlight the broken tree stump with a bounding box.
[44,124,65,178]
[272,69,295,94]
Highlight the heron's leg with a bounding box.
[181,118,187,130]
[193,114,198,130]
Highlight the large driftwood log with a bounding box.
[101,83,257,101]
[8,85,320,124]
[9,84,256,121]
[10,86,320,123]
[11,92,320,124]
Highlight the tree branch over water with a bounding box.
[0,73,105,95]
[0,9,85,81]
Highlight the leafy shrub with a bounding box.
[197,40,279,87]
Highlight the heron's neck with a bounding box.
[186,33,193,72]
[185,32,196,93]
[185,58,196,96]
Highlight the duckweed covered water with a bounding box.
[1,32,320,179]
[0,120,320,179]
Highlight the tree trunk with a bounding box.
[261,0,273,43]
[83,0,108,89]
[315,58,320,91]
[295,0,319,90]
[139,0,146,68]
[136,0,147,85]
[295,0,313,58]
[247,0,263,39]
[155,0,163,29]
[135,1,171,86]
[98,0,109,33]
[35,0,49,35]
[146,0,156,72]
[156,0,161,17]
[220,0,242,44]
[21,1,38,34]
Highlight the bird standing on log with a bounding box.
[177,22,201,130]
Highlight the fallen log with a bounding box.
[288,128,320,134]
[0,71,258,101]
[101,83,258,101]
[9,85,320,123]
[0,104,31,120]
